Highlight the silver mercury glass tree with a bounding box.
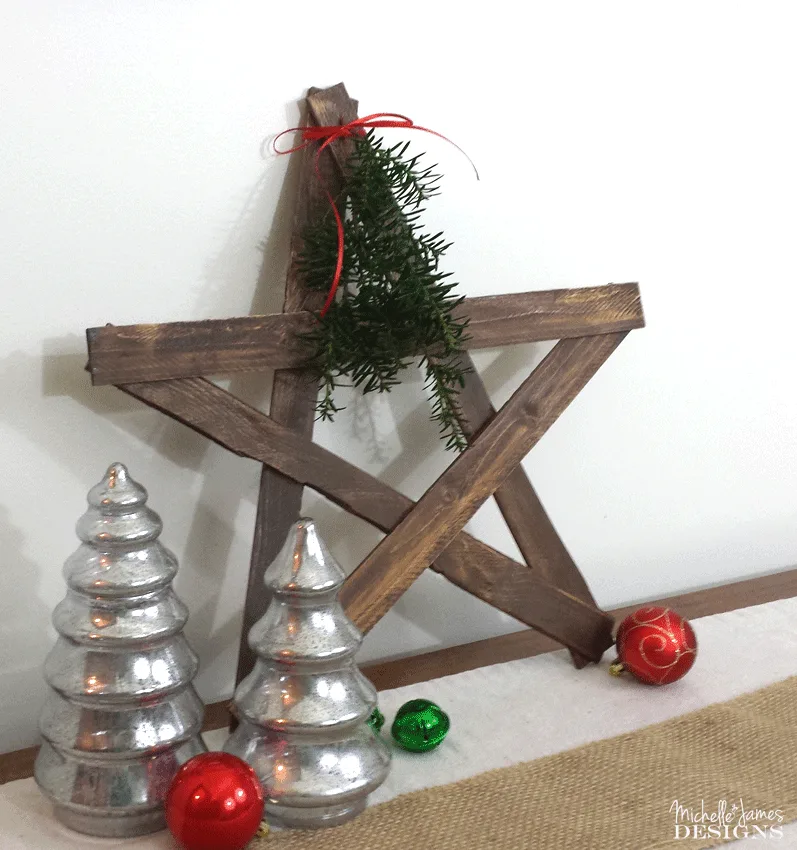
[225,518,391,829]
[35,463,206,837]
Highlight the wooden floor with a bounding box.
[3,565,796,786]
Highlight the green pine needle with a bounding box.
[297,131,470,451]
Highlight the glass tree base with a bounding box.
[267,798,367,829]
[54,804,165,837]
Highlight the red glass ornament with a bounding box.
[166,752,264,850]
[614,606,697,685]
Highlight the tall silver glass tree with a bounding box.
[225,518,391,828]
[35,463,206,837]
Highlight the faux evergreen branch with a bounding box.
[298,131,470,451]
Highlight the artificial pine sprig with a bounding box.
[298,131,470,451]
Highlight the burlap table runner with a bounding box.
[254,674,797,850]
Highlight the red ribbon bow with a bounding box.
[273,113,478,317]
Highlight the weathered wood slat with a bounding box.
[339,333,627,634]
[464,284,642,347]
[432,535,613,660]
[455,355,600,667]
[120,375,614,661]
[85,313,314,383]
[86,283,643,385]
[236,84,359,688]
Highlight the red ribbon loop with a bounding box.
[273,113,477,316]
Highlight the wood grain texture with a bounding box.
[431,538,613,660]
[0,747,36,787]
[237,83,359,688]
[120,376,614,660]
[455,354,599,668]
[85,313,315,385]
[460,283,642,348]
[340,333,627,634]
[86,283,644,385]
[6,564,797,782]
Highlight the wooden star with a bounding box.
[85,84,644,686]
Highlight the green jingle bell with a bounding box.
[390,699,450,752]
[367,707,386,733]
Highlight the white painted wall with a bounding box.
[2,1,796,751]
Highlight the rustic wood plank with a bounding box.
[463,283,642,347]
[86,283,644,385]
[340,333,627,634]
[120,376,613,660]
[0,746,37,786]
[202,699,233,733]
[432,538,613,660]
[85,313,314,384]
[237,83,359,688]
[455,355,599,668]
[6,564,797,782]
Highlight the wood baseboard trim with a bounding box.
[3,565,795,785]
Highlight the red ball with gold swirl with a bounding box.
[612,607,697,685]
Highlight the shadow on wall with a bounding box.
[0,98,440,748]
[375,340,553,501]
[368,341,552,649]
[13,114,306,696]
[41,342,209,470]
[0,506,52,752]
[31,340,248,690]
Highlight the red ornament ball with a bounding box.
[614,606,697,685]
[166,752,264,850]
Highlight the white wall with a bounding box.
[2,1,797,751]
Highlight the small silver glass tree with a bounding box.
[35,463,206,837]
[225,518,391,829]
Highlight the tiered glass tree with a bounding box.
[225,518,390,828]
[35,463,206,837]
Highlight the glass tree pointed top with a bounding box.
[87,462,148,512]
[264,518,346,595]
[77,462,162,548]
